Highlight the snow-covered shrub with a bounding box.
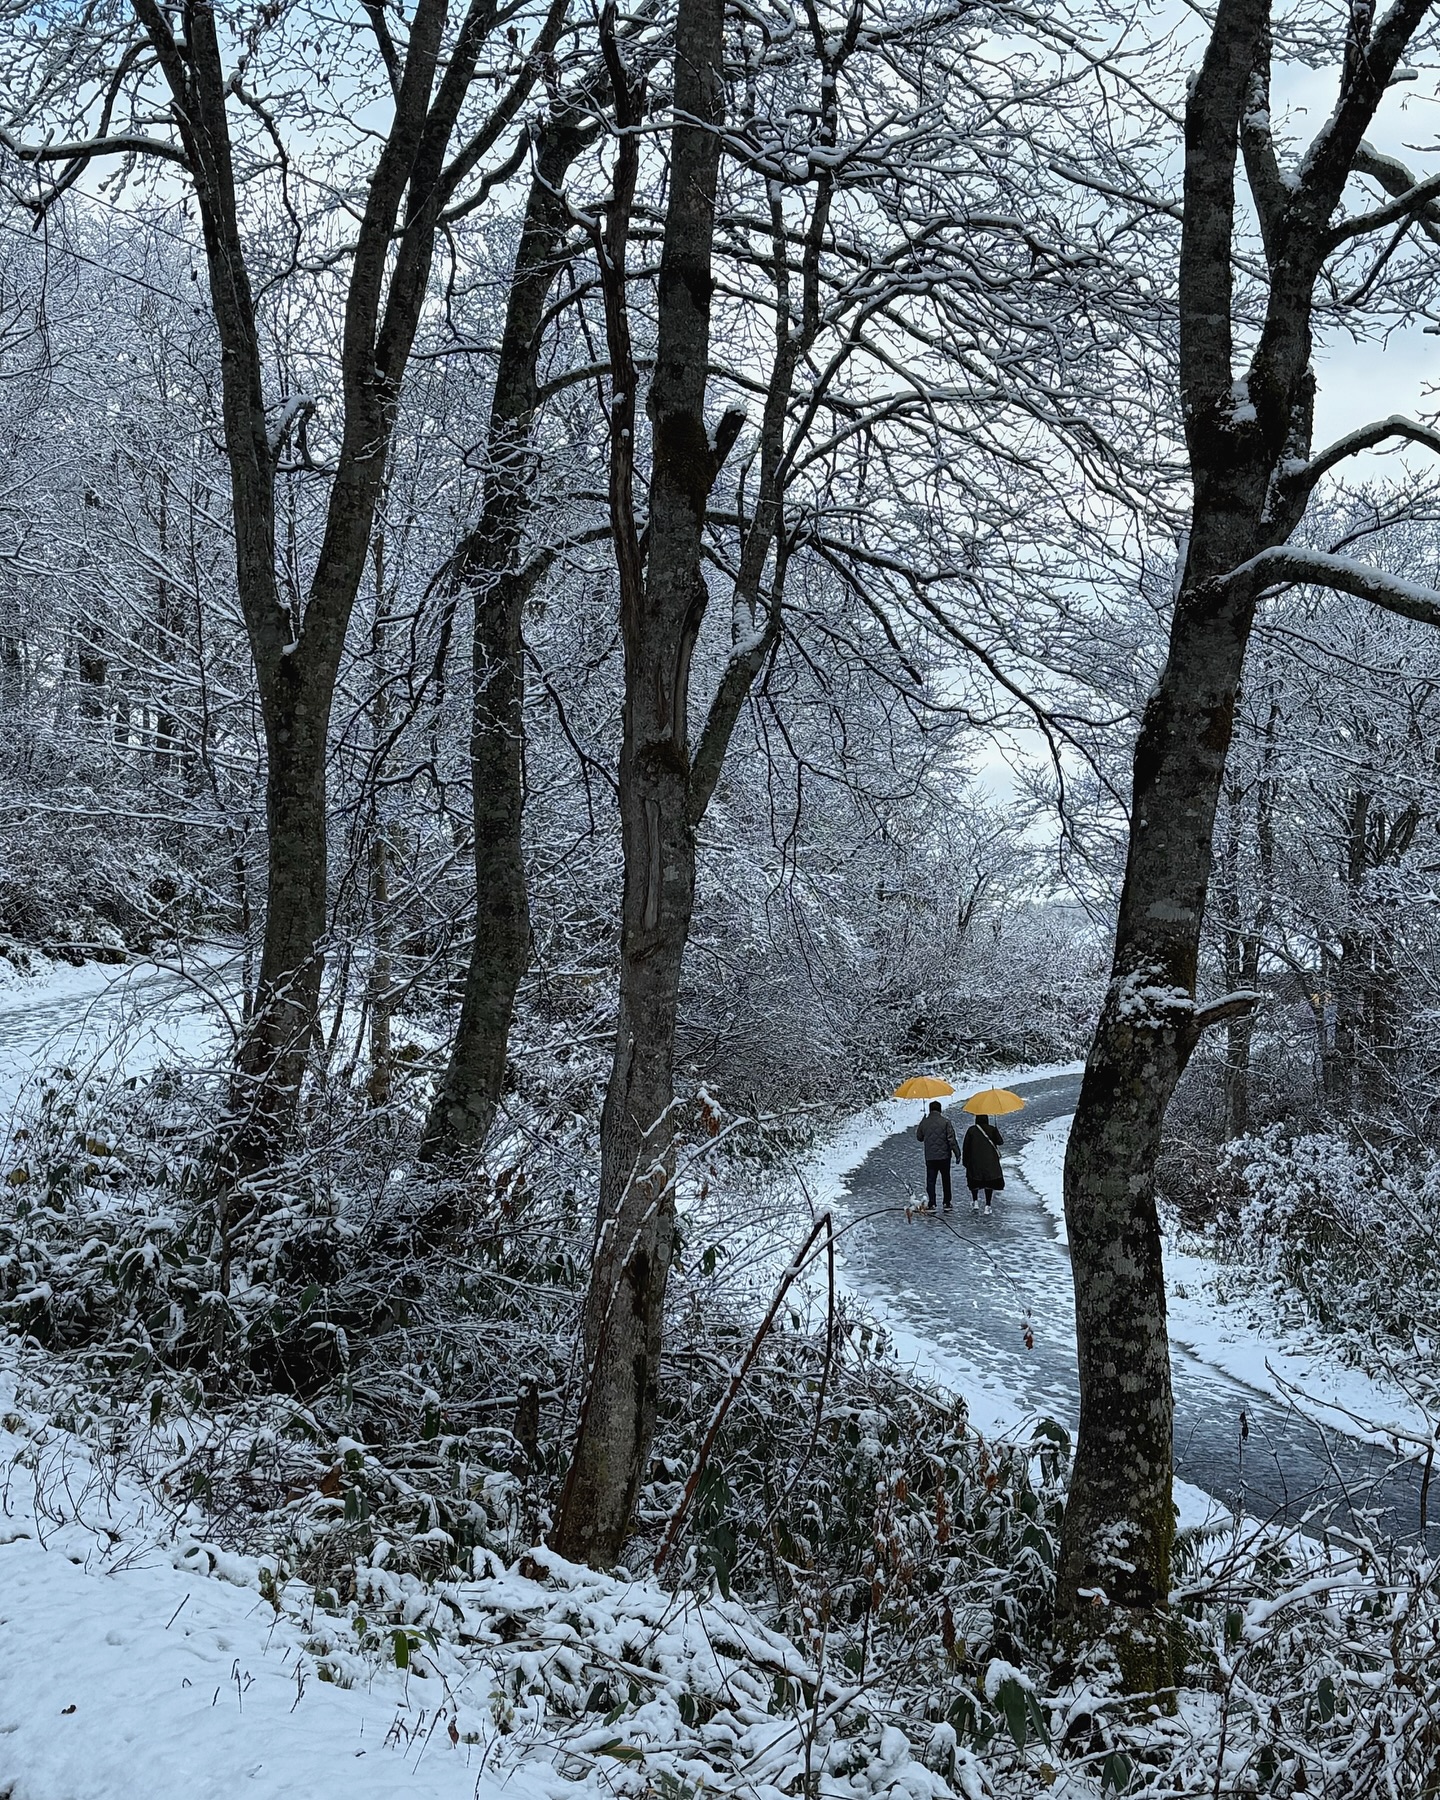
[0,1042,1076,1770]
[1218,1128,1440,1352]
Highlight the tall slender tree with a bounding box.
[419,80,609,1161]
[548,0,747,1565]
[1057,0,1440,1689]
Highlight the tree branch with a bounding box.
[1215,544,1440,627]
[362,0,403,97]
[687,614,778,826]
[1193,991,1263,1034]
[0,125,190,170]
[1284,413,1440,497]
[1239,28,1287,267]
[1351,140,1440,248]
[1325,166,1440,248]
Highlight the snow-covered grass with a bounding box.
[0,1334,1016,1800]
[9,1323,1439,1800]
[8,1022,1440,1795]
[0,1365,1096,1793]
[0,1039,1076,1796]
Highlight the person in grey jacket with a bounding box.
[915,1100,960,1211]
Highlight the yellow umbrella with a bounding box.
[962,1086,1025,1116]
[893,1075,955,1100]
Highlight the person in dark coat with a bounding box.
[962,1114,1004,1215]
[915,1100,960,1211]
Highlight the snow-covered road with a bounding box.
[0,952,234,1129]
[831,1072,1438,1547]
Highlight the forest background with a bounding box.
[6,0,1440,1787]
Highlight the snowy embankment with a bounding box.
[0,946,235,1129]
[0,1348,984,1800]
[0,968,990,1800]
[1020,1114,1436,1454]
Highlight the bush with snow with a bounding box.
[1218,1127,1440,1371]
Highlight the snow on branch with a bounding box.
[1211,545,1440,628]
[1326,165,1440,247]
[0,124,190,170]
[1283,413,1440,496]
[1192,990,1264,1033]
[1111,971,1262,1040]
[1351,140,1440,250]
[268,396,318,464]
[267,395,317,461]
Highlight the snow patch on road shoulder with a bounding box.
[1016,1117,1069,1245]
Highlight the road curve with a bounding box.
[838,1071,1433,1546]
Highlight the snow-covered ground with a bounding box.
[0,994,1421,1795]
[1019,1113,1436,1453]
[0,978,1005,1800]
[0,1347,981,1800]
[0,947,236,1131]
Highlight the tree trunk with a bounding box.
[1057,541,1259,1690]
[368,547,396,1111]
[1218,779,1247,1138]
[367,820,394,1109]
[419,111,597,1159]
[0,634,23,716]
[1053,0,1432,1683]
[1220,742,1274,1141]
[154,481,183,777]
[418,564,530,1155]
[78,636,107,720]
[114,0,569,1183]
[1326,790,1370,1114]
[228,674,332,1165]
[550,0,727,1567]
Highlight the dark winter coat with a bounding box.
[916,1112,960,1163]
[962,1121,1004,1190]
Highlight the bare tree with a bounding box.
[548,0,746,1565]
[2,0,568,1176]
[419,75,612,1160]
[1056,0,1440,1687]
[540,0,1181,1564]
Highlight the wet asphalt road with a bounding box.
[839,1071,1435,1547]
